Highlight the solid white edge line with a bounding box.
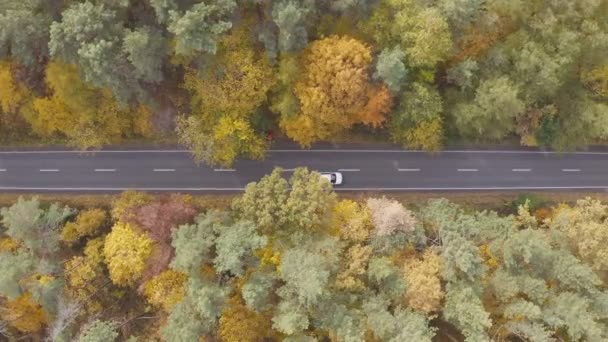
[338,169,360,172]
[269,150,608,155]
[562,169,581,172]
[1,186,608,191]
[4,149,608,155]
[39,169,59,172]
[457,169,478,172]
[214,169,236,172]
[398,168,420,172]
[0,150,191,154]
[153,169,175,172]
[0,187,243,191]
[94,169,116,172]
[512,169,532,172]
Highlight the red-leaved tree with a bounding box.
[131,195,197,280]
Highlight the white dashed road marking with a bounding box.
[398,168,420,172]
[94,169,116,172]
[512,169,531,172]
[214,168,236,172]
[40,169,59,172]
[338,169,360,172]
[0,169,6,172]
[457,168,478,172]
[153,169,175,172]
[562,169,581,172]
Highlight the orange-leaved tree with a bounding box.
[1,292,47,333]
[218,295,275,342]
[280,35,393,147]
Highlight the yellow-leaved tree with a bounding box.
[1,292,47,333]
[280,35,393,146]
[103,222,153,286]
[547,198,608,276]
[183,26,275,118]
[64,238,107,313]
[142,270,186,312]
[0,237,20,252]
[111,190,153,222]
[178,22,275,167]
[0,60,29,114]
[582,64,608,99]
[61,209,107,245]
[332,200,373,290]
[0,60,32,140]
[30,62,154,149]
[218,295,275,342]
[404,118,444,151]
[336,244,373,291]
[209,116,266,167]
[402,250,444,313]
[331,199,372,242]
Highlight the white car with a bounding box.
[320,172,343,185]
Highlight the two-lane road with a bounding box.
[1,147,608,192]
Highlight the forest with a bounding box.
[0,168,608,341]
[0,0,607,165]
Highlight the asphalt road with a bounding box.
[1,146,608,192]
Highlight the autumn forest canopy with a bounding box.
[2,1,608,341]
[0,0,606,165]
[2,168,608,341]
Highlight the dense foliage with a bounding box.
[1,169,608,340]
[0,0,606,164]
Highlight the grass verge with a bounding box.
[0,191,606,212]
[0,193,236,210]
[343,190,608,212]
